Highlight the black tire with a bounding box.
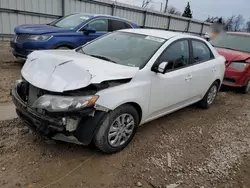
[241,79,250,94]
[198,81,219,109]
[56,46,71,50]
[93,104,139,154]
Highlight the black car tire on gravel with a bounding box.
[241,79,250,94]
[198,81,219,109]
[94,104,139,154]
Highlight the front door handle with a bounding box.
[185,75,192,81]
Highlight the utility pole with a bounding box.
[164,0,168,13]
[160,2,163,12]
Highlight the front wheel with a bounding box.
[94,104,139,154]
[198,82,219,109]
[56,46,71,50]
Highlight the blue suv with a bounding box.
[10,13,138,59]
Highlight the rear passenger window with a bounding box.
[125,22,132,28]
[192,40,214,63]
[88,19,108,32]
[110,20,128,31]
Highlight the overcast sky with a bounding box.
[116,0,249,21]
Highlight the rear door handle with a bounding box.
[212,67,216,72]
[185,75,192,81]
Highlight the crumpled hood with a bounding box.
[216,48,250,62]
[21,50,139,92]
[14,24,71,35]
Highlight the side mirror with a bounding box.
[83,27,96,35]
[152,62,169,74]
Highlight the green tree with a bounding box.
[182,2,192,18]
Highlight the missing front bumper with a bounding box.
[12,86,107,145]
[12,88,65,136]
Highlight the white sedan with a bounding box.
[12,29,225,153]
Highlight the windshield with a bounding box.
[77,32,166,68]
[51,13,92,29]
[210,33,250,53]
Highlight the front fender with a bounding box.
[95,80,151,122]
[51,41,76,49]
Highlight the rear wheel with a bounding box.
[241,79,250,94]
[198,81,219,109]
[94,104,139,154]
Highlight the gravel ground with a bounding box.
[0,41,250,188]
[0,41,22,103]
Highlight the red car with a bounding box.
[210,32,250,93]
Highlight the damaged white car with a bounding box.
[12,29,225,153]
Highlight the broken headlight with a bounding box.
[32,95,99,112]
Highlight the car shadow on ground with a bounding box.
[220,85,243,93]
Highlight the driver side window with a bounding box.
[87,19,108,32]
[158,40,189,71]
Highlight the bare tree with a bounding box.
[205,16,218,23]
[246,19,250,32]
[167,6,181,16]
[224,15,235,31]
[142,0,152,8]
[164,0,168,13]
[233,14,244,31]
[206,14,247,32]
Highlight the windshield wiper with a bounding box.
[79,48,86,54]
[89,55,117,64]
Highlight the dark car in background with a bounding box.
[10,13,138,59]
[210,32,250,93]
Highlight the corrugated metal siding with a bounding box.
[0,0,62,16]
[169,18,188,31]
[65,0,112,15]
[115,8,144,26]
[189,22,202,33]
[145,14,169,29]
[0,12,55,34]
[202,24,211,34]
[0,0,211,38]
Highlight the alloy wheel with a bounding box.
[108,114,135,147]
[207,85,217,105]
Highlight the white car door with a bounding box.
[188,39,218,99]
[147,39,194,121]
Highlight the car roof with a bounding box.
[121,29,194,39]
[227,32,250,36]
[72,13,134,23]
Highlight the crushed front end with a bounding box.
[11,79,107,145]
